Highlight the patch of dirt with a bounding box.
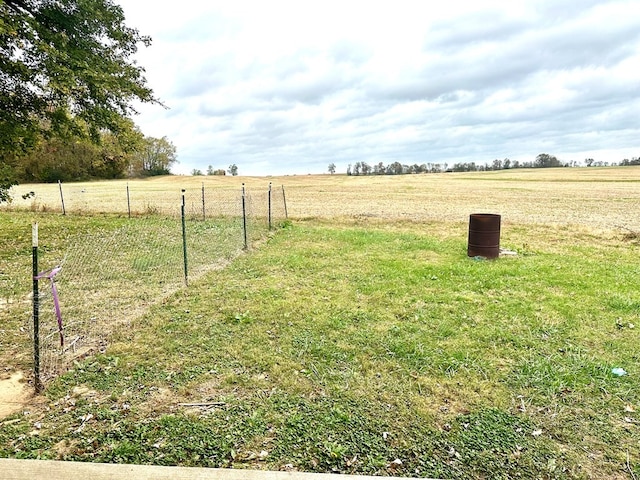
[136,386,182,416]
[0,372,32,418]
[53,439,81,458]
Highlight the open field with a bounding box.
[4,166,640,229]
[1,167,640,478]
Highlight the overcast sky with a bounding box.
[117,0,640,176]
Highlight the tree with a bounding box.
[534,153,561,168]
[0,163,17,203]
[328,163,336,174]
[0,0,157,200]
[228,164,238,176]
[206,165,226,175]
[387,162,403,175]
[191,169,203,176]
[620,157,640,166]
[130,136,177,176]
[9,121,144,182]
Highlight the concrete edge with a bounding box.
[0,458,441,480]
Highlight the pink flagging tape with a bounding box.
[34,266,64,347]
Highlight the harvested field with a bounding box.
[4,167,640,230]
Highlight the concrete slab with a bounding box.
[0,458,439,480]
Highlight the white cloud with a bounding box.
[118,0,640,175]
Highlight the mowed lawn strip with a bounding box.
[1,219,639,478]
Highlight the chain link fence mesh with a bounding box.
[10,183,288,384]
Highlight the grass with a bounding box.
[2,212,639,478]
[2,168,640,477]
[0,208,270,377]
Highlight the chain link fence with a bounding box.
[3,182,288,387]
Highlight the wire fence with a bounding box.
[23,183,287,388]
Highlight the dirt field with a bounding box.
[5,167,640,230]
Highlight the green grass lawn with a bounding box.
[0,209,269,377]
[1,217,639,478]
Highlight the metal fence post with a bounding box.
[201,182,206,221]
[58,180,66,215]
[282,185,288,219]
[181,189,188,286]
[32,223,42,393]
[242,183,248,250]
[127,183,131,219]
[268,182,272,230]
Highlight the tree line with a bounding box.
[3,128,178,183]
[191,164,239,176]
[333,153,640,176]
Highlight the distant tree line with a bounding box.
[342,153,640,176]
[619,157,640,166]
[192,164,238,176]
[346,161,447,175]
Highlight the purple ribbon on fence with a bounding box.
[34,266,64,347]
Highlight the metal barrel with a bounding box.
[467,213,501,259]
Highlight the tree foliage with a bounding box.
[6,121,145,182]
[2,126,180,183]
[619,157,640,166]
[534,153,562,168]
[129,136,177,176]
[206,165,226,175]
[0,0,156,149]
[228,164,238,176]
[0,162,17,202]
[1,0,157,199]
[342,154,602,176]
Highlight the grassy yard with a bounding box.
[1,169,640,478]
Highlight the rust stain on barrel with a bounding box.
[467,213,501,259]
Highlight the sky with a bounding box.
[117,0,640,176]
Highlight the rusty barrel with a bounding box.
[467,213,501,259]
